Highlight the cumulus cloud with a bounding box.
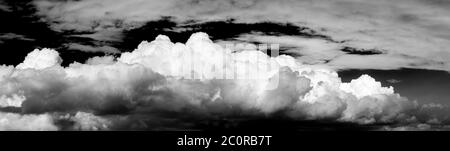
[0,32,433,130]
[16,48,62,70]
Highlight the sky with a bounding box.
[29,0,450,71]
[0,0,449,131]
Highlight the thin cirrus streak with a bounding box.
[0,32,441,131]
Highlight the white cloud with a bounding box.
[340,75,394,99]
[16,48,62,70]
[0,32,426,131]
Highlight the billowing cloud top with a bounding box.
[0,32,433,130]
[16,48,62,70]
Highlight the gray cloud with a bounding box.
[30,0,450,72]
[1,32,444,130]
[0,1,11,12]
[0,33,34,42]
[65,43,120,54]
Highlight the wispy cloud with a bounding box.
[65,43,120,54]
[31,0,450,72]
[0,1,11,12]
[0,33,34,43]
